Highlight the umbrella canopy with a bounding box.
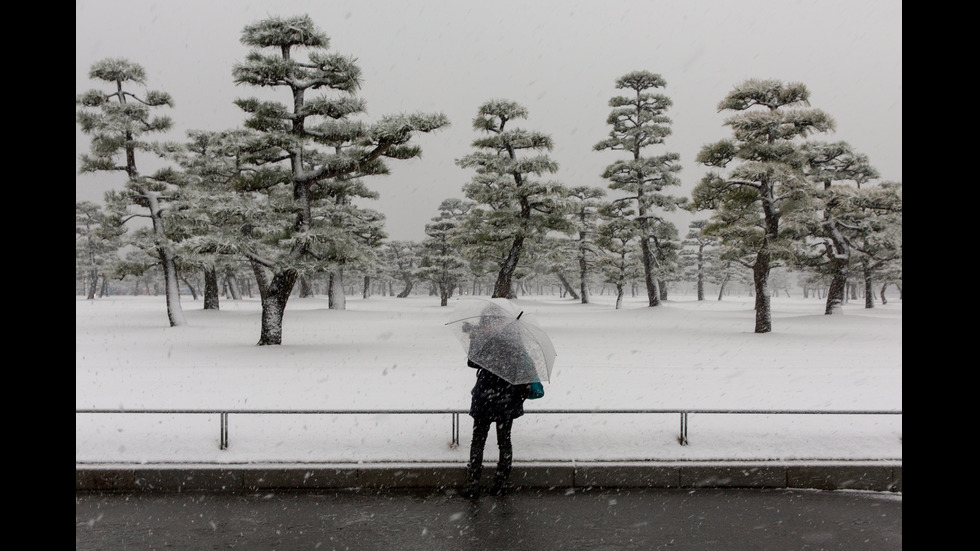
[446,297,557,385]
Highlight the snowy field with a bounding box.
[75,293,902,465]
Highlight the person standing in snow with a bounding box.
[460,316,537,498]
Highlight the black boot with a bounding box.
[462,450,483,498]
[489,448,513,496]
[489,473,511,496]
[462,464,481,498]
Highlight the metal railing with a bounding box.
[75,407,902,450]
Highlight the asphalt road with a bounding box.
[76,487,901,550]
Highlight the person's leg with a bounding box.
[464,416,491,497]
[491,419,514,494]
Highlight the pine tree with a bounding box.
[417,199,473,306]
[799,141,880,314]
[594,71,685,307]
[595,201,643,309]
[692,79,834,333]
[76,58,186,325]
[456,99,570,298]
[159,129,259,311]
[567,186,607,304]
[679,220,715,301]
[381,240,421,299]
[318,176,388,310]
[536,236,581,300]
[230,15,448,344]
[845,182,902,308]
[76,201,123,299]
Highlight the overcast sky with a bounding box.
[76,0,902,241]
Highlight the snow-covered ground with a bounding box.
[76,293,901,465]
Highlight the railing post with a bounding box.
[451,413,460,448]
[220,412,228,450]
[679,412,688,445]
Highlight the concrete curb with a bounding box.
[76,461,902,493]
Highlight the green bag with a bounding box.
[528,381,545,400]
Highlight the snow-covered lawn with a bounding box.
[76,293,901,464]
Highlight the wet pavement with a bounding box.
[76,486,901,550]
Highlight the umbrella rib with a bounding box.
[443,314,484,326]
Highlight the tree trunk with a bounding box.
[639,236,661,307]
[251,261,298,346]
[820,190,851,314]
[752,183,779,333]
[578,253,590,304]
[825,264,847,315]
[717,274,731,301]
[397,278,413,298]
[556,272,580,300]
[145,193,186,326]
[493,234,526,299]
[86,269,98,299]
[179,272,199,300]
[880,283,888,305]
[752,250,772,333]
[863,265,875,309]
[224,268,242,300]
[299,277,314,298]
[439,282,451,306]
[162,252,186,326]
[362,275,371,298]
[696,265,704,301]
[615,284,624,310]
[329,269,346,310]
[203,266,220,310]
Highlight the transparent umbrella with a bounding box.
[446,297,556,385]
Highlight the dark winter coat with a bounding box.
[468,359,531,421]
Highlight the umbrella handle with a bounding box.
[517,311,523,320]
